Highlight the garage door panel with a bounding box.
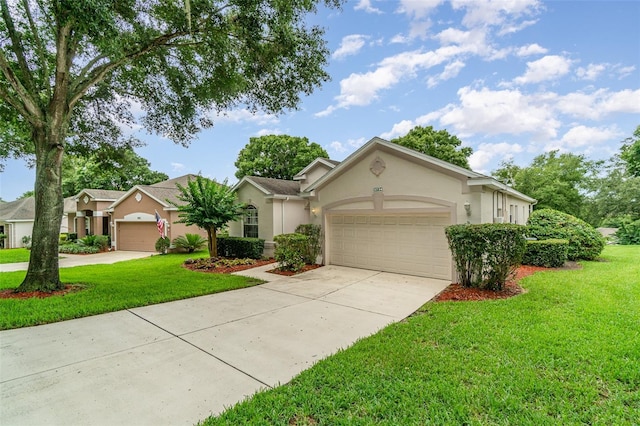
[329,213,451,280]
[117,222,158,252]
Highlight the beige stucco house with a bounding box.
[1,197,75,249]
[63,175,206,251]
[229,137,536,280]
[105,175,207,251]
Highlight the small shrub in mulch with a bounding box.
[436,262,581,302]
[183,257,275,274]
[267,264,323,276]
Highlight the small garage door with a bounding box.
[328,214,451,279]
[117,222,159,251]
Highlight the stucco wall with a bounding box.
[312,149,465,222]
[299,163,333,192]
[230,184,274,240]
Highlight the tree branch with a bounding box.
[0,82,30,119]
[68,30,193,108]
[21,0,49,94]
[0,50,43,121]
[0,0,36,94]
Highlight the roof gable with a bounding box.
[74,189,127,201]
[293,158,339,181]
[234,176,300,197]
[305,137,536,203]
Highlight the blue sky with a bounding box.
[2,0,639,201]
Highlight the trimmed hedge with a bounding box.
[522,239,569,267]
[273,233,308,272]
[217,236,265,259]
[58,244,99,254]
[295,224,322,264]
[527,209,605,260]
[445,223,527,290]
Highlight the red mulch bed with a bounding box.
[183,258,276,274]
[435,262,581,302]
[267,264,323,276]
[0,285,85,300]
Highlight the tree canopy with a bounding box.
[620,125,640,178]
[235,134,329,180]
[390,126,473,169]
[61,147,168,197]
[168,176,244,258]
[1,0,341,291]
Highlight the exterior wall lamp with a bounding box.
[464,201,471,216]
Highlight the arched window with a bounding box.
[244,205,258,238]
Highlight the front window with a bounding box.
[244,205,258,238]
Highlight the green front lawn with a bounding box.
[0,251,263,330]
[0,248,30,264]
[202,246,640,425]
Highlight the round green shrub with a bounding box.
[522,239,569,267]
[527,209,605,260]
[155,236,171,254]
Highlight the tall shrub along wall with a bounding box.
[445,223,527,290]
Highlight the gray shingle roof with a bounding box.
[0,197,34,221]
[80,189,127,200]
[1,196,76,221]
[246,177,300,196]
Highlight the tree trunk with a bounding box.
[207,227,217,258]
[16,127,65,292]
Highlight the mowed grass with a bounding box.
[0,251,263,330]
[202,246,640,425]
[0,248,30,264]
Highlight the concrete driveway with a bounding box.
[0,250,152,272]
[0,265,449,426]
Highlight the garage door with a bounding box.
[328,214,451,279]
[117,222,159,251]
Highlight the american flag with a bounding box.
[155,210,164,236]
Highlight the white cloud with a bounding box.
[380,111,443,140]
[427,60,466,88]
[576,63,607,81]
[348,137,367,148]
[451,0,542,30]
[556,88,640,120]
[354,0,383,14]
[498,19,537,36]
[328,138,367,156]
[559,125,622,148]
[215,109,279,125]
[513,55,573,85]
[439,86,561,139]
[397,0,443,19]
[329,141,347,153]
[614,65,636,79]
[171,162,185,172]
[380,120,416,140]
[390,33,410,44]
[469,142,523,171]
[333,35,369,59]
[255,128,283,137]
[318,46,477,116]
[516,43,548,57]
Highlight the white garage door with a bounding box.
[328,214,451,280]
[117,222,158,251]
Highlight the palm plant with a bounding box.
[173,234,208,253]
[168,175,244,258]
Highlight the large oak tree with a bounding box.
[235,134,329,180]
[391,125,473,169]
[1,0,341,292]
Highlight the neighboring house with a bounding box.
[0,197,76,249]
[229,137,536,280]
[67,189,127,239]
[107,175,207,251]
